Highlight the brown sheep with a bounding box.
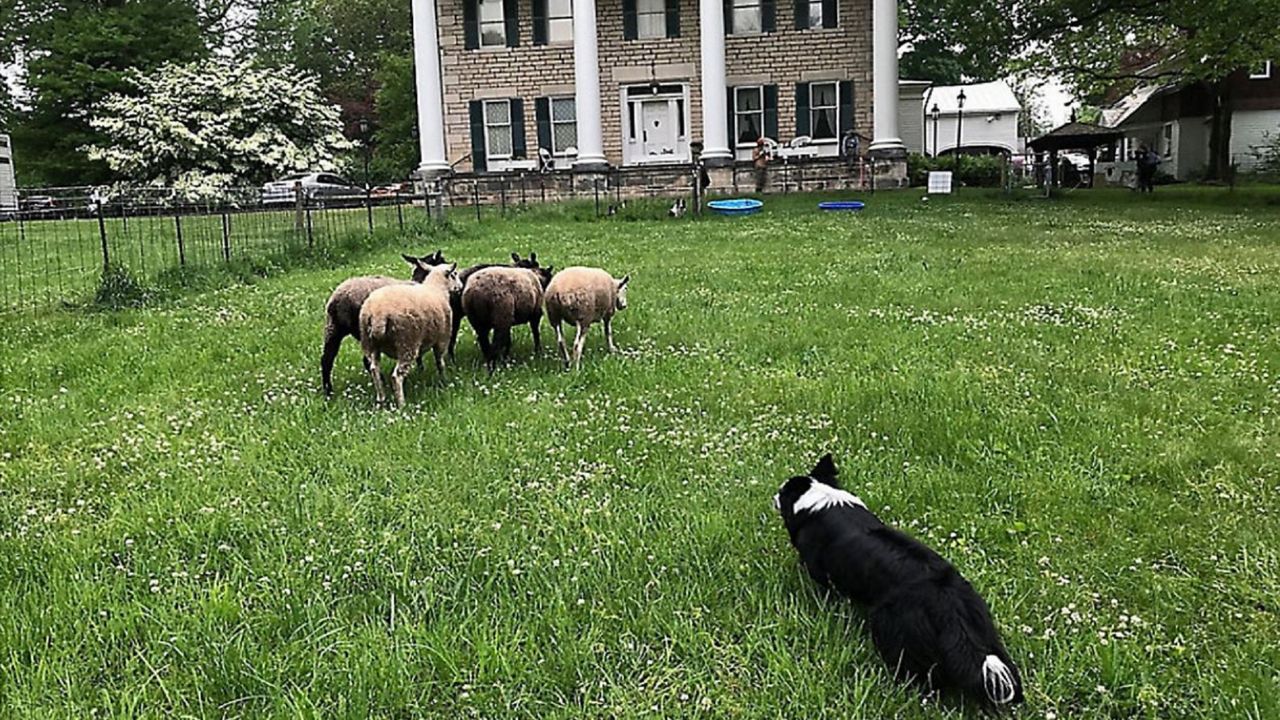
[461,265,554,373]
[448,252,542,359]
[359,263,462,408]
[544,267,630,370]
[320,250,445,396]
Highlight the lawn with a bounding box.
[0,188,1278,718]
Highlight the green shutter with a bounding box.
[822,0,836,28]
[838,81,854,135]
[723,0,733,34]
[536,97,553,153]
[623,0,638,39]
[764,85,778,141]
[511,99,527,159]
[727,86,737,147]
[665,0,680,37]
[464,0,479,49]
[761,0,775,32]
[794,0,806,29]
[532,0,548,45]
[795,83,810,137]
[503,0,519,46]
[470,101,487,172]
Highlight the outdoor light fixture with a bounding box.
[648,58,660,95]
[955,89,967,166]
[930,103,941,157]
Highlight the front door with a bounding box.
[641,100,677,158]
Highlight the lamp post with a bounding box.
[954,89,967,171]
[358,118,372,190]
[930,103,941,158]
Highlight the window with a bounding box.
[810,82,838,140]
[732,0,761,33]
[479,0,506,47]
[547,0,573,43]
[550,97,578,154]
[1161,123,1174,158]
[735,87,764,145]
[805,0,823,27]
[636,0,666,38]
[1249,61,1273,80]
[484,100,514,158]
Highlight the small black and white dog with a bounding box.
[774,454,1023,708]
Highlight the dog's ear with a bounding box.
[811,453,839,485]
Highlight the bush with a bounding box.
[94,264,155,309]
[908,153,1005,188]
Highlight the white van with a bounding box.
[0,134,16,215]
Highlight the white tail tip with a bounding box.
[982,655,1017,705]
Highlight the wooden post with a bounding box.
[293,181,305,231]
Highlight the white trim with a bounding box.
[733,85,765,148]
[548,96,579,157]
[477,0,507,48]
[809,81,840,142]
[1249,61,1273,80]
[621,84,692,166]
[483,99,514,161]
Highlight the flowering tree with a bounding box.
[86,57,353,198]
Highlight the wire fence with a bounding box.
[0,159,870,312]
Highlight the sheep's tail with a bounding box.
[362,313,391,346]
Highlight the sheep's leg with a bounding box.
[391,359,413,409]
[366,351,385,405]
[572,322,589,370]
[530,313,543,356]
[449,310,463,361]
[433,346,447,385]
[495,326,513,364]
[604,316,617,353]
[476,327,496,374]
[552,321,570,369]
[321,324,345,397]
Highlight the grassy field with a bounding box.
[1,188,1278,718]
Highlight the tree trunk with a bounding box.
[1206,79,1234,181]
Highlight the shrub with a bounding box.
[95,264,155,309]
[907,154,1005,188]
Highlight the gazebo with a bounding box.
[1028,122,1123,187]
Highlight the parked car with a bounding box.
[371,181,414,198]
[261,173,360,205]
[20,195,57,212]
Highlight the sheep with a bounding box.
[358,262,462,408]
[320,250,446,396]
[543,267,630,370]
[461,265,554,373]
[449,252,542,359]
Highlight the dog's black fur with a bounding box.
[775,454,1024,708]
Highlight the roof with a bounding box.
[1028,122,1123,152]
[1102,82,1179,127]
[923,81,1022,115]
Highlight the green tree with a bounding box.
[899,0,1009,84]
[10,0,207,185]
[372,53,422,182]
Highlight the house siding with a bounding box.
[438,0,873,172]
[1231,108,1280,170]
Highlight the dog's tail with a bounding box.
[869,580,1023,708]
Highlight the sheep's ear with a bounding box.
[511,252,522,263]
[529,252,537,263]
[810,454,840,485]
[617,275,631,289]
[415,258,435,272]
[434,249,444,262]
[402,253,419,266]
[447,262,457,273]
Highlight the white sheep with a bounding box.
[543,267,630,370]
[358,263,462,407]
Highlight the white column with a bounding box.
[412,0,450,175]
[698,0,733,166]
[868,0,905,157]
[572,0,609,171]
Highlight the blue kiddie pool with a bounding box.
[708,198,763,217]
[818,200,866,212]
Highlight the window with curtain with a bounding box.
[551,97,578,154]
[485,100,514,158]
[732,0,762,33]
[810,82,837,140]
[735,87,764,145]
[479,0,506,46]
[637,0,666,37]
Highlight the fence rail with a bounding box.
[0,159,870,312]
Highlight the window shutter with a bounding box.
[535,97,553,152]
[838,80,854,135]
[532,0,548,45]
[723,0,733,34]
[464,0,480,49]
[504,0,520,47]
[761,0,775,32]
[727,86,737,147]
[623,0,638,39]
[665,0,680,38]
[822,0,836,28]
[795,83,810,137]
[764,85,778,141]
[794,0,806,29]
[470,101,488,172]
[511,98,528,159]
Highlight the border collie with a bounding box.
[774,454,1024,708]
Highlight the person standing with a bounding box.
[753,137,770,193]
[1135,144,1159,193]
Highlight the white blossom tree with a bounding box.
[86,57,353,198]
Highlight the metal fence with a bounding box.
[0,159,869,312]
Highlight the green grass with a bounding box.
[1,187,1279,718]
